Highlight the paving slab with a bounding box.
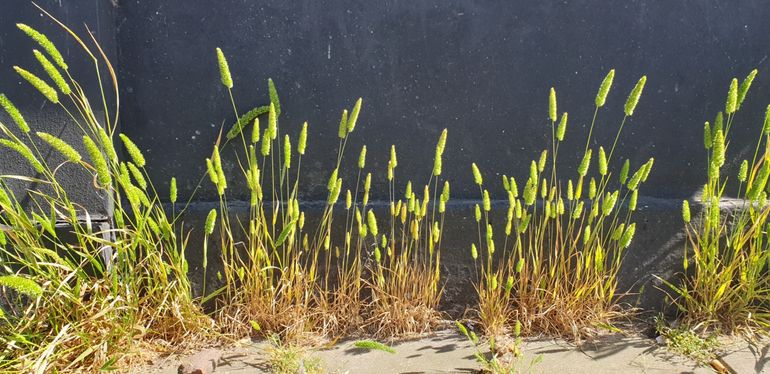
[132,329,734,373]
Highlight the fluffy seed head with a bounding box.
[0,94,29,133]
[268,78,281,116]
[595,69,615,107]
[205,209,217,235]
[298,122,308,155]
[261,129,271,156]
[538,149,548,172]
[629,190,638,211]
[215,48,233,88]
[170,177,178,203]
[268,103,278,140]
[283,134,291,169]
[367,210,379,237]
[251,118,260,144]
[739,160,748,182]
[36,132,80,163]
[358,145,367,169]
[17,24,67,70]
[338,109,349,138]
[119,134,145,167]
[681,200,691,223]
[471,163,483,185]
[556,112,568,141]
[598,146,608,176]
[764,105,770,135]
[127,162,147,189]
[726,78,738,114]
[82,136,110,187]
[549,87,557,122]
[483,190,491,211]
[624,76,646,116]
[703,121,712,149]
[347,98,362,133]
[737,69,757,110]
[390,145,398,168]
[0,139,44,174]
[14,66,58,103]
[619,159,630,185]
[578,149,592,177]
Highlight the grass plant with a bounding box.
[663,69,770,333]
[470,70,652,339]
[0,11,212,372]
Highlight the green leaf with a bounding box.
[273,218,297,247]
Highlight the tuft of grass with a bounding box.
[265,335,325,374]
[353,340,396,354]
[470,70,651,339]
[662,69,770,333]
[655,317,719,365]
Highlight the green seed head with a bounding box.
[328,178,342,204]
[338,109,349,139]
[483,190,491,211]
[82,136,110,187]
[298,122,307,155]
[598,146,608,176]
[629,189,638,211]
[472,163,483,185]
[538,150,548,172]
[739,160,748,182]
[624,76,646,116]
[206,158,218,185]
[726,78,738,114]
[474,204,481,222]
[17,24,67,70]
[578,149,592,177]
[119,134,146,167]
[33,50,70,95]
[261,128,271,156]
[524,178,537,206]
[589,178,597,199]
[0,139,44,174]
[619,159,630,185]
[441,181,451,203]
[170,177,178,203]
[682,200,691,223]
[595,69,615,107]
[516,257,524,273]
[556,112,568,141]
[703,121,712,149]
[567,180,574,201]
[364,172,371,192]
[268,103,278,140]
[347,97,362,133]
[0,94,29,133]
[127,162,147,190]
[283,134,291,169]
[404,180,412,199]
[205,209,217,235]
[357,145,367,169]
[502,175,510,191]
[36,132,80,163]
[619,222,636,248]
[737,69,757,110]
[471,243,478,260]
[328,168,339,191]
[268,78,281,116]
[250,117,260,144]
[14,66,58,103]
[215,48,233,88]
[549,87,557,122]
[367,210,379,237]
[390,145,398,168]
[346,189,352,210]
[510,177,518,198]
[530,160,538,181]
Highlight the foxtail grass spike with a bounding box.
[620,159,630,185]
[474,204,481,222]
[216,48,233,88]
[127,162,147,189]
[268,78,281,116]
[17,24,67,70]
[682,200,691,223]
[251,118,260,144]
[624,76,646,116]
[261,128,271,156]
[347,97,362,132]
[358,145,367,169]
[338,109,348,138]
[483,190,491,211]
[0,139,44,174]
[119,134,146,167]
[726,78,738,114]
[390,145,398,168]
[556,112,568,141]
[205,209,217,235]
[739,160,748,182]
[14,66,58,103]
[0,94,29,133]
[549,87,557,122]
[0,275,43,298]
[567,180,574,200]
[32,50,70,95]
[595,69,615,107]
[510,177,518,197]
[538,150,548,172]
[329,178,342,204]
[298,122,308,155]
[530,161,538,181]
[589,178,597,199]
[97,127,118,164]
[170,177,178,203]
[642,158,654,181]
[712,129,725,167]
[328,168,339,191]
[283,134,291,169]
[206,158,218,185]
[748,161,770,201]
[36,132,80,162]
[598,146,608,176]
[502,175,510,191]
[715,111,724,132]
[737,69,757,110]
[703,122,712,149]
[367,210,379,237]
[346,189,352,209]
[82,136,110,187]
[629,190,638,211]
[472,163,483,185]
[578,149,592,177]
[268,103,277,140]
[471,243,478,260]
[620,223,636,248]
